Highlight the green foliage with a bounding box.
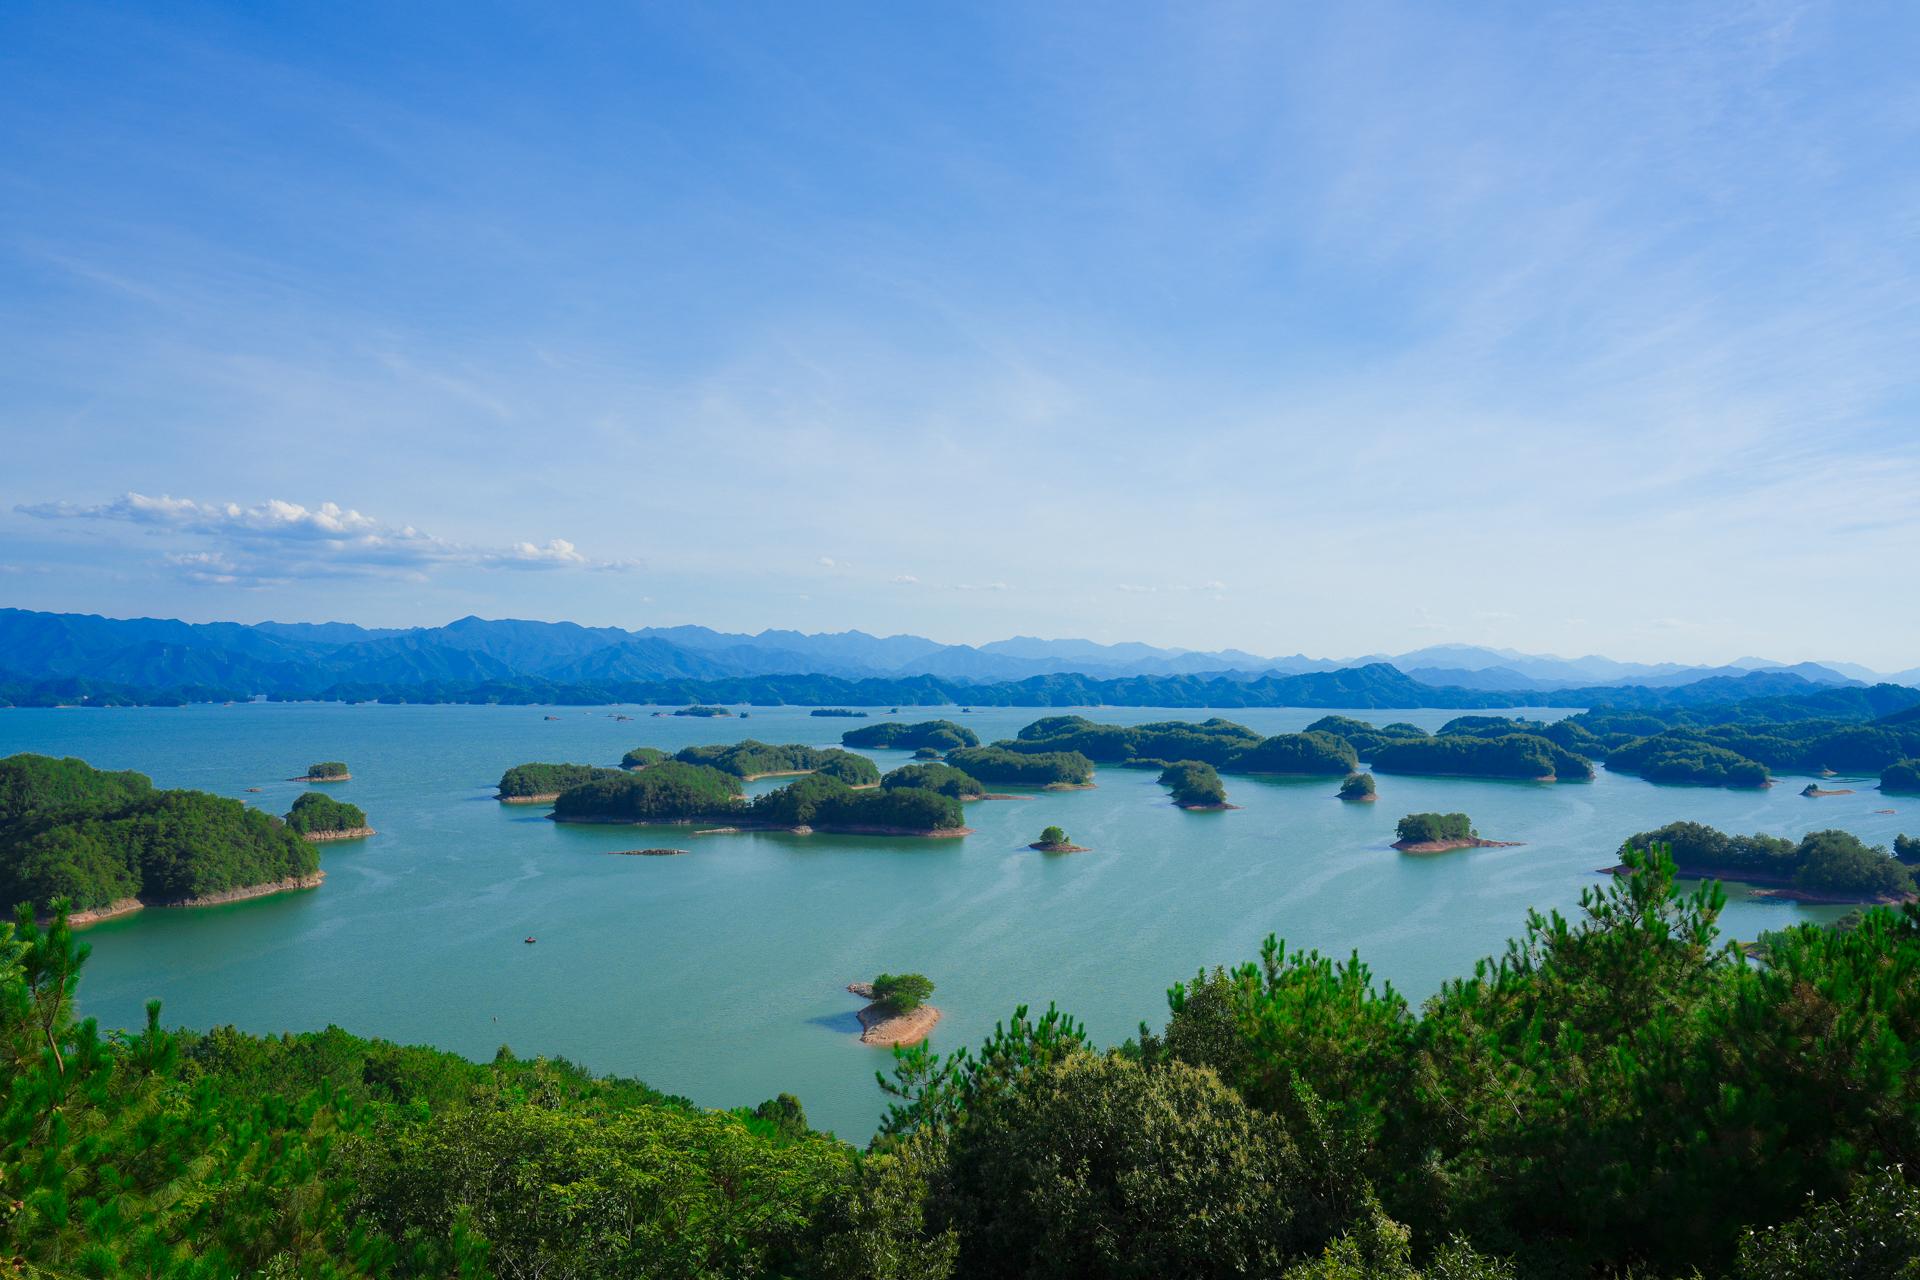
[1609,732,1772,786]
[842,719,981,750]
[550,760,744,823]
[675,739,880,784]
[911,746,942,760]
[1158,759,1228,807]
[1624,821,1914,898]
[750,777,965,832]
[496,760,626,797]
[880,762,985,799]
[1884,758,1920,792]
[1305,717,1432,758]
[811,708,868,718]
[946,745,1094,786]
[306,760,350,778]
[934,1051,1306,1279]
[618,745,667,769]
[1338,772,1376,800]
[1373,734,1592,781]
[1230,730,1359,775]
[0,755,317,912]
[1010,715,1263,766]
[871,972,935,1014]
[1897,834,1919,865]
[285,790,368,834]
[1396,812,1475,844]
[1734,1165,1920,1279]
[672,704,732,716]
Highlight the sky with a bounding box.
[1,1,1916,668]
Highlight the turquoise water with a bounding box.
[1,702,1901,1140]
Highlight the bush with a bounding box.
[1039,825,1068,847]
[871,972,935,1013]
[1338,772,1376,800]
[1794,829,1915,898]
[1396,813,1474,844]
[1734,1166,1920,1279]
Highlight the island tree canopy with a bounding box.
[284,791,367,835]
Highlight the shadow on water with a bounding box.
[805,1009,864,1036]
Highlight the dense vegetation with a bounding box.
[1579,710,1920,790]
[672,704,732,717]
[284,791,368,835]
[549,761,745,823]
[1899,835,1920,864]
[1395,812,1475,844]
[495,761,626,798]
[1624,821,1915,900]
[870,972,935,1014]
[841,720,980,750]
[1005,716,1356,776]
[1338,772,1376,800]
[618,745,667,769]
[1037,824,1069,848]
[880,763,986,800]
[811,708,868,718]
[304,760,349,779]
[673,741,881,785]
[750,775,965,833]
[0,754,318,913]
[945,746,1095,787]
[1305,715,1433,757]
[1231,730,1359,775]
[1884,758,1920,792]
[1607,735,1771,787]
[1159,760,1229,808]
[9,845,1920,1277]
[1372,733,1593,781]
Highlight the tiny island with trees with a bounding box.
[292,760,351,782]
[1338,771,1377,802]
[1030,824,1088,853]
[1393,812,1519,854]
[1158,760,1232,809]
[1,753,323,922]
[284,791,373,842]
[846,972,940,1046]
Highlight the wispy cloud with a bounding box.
[17,492,625,585]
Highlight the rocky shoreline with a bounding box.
[302,826,375,843]
[63,872,327,927]
[1394,837,1523,854]
[290,773,352,783]
[608,847,689,857]
[499,792,559,804]
[1030,840,1091,853]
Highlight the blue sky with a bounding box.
[1,1,1916,666]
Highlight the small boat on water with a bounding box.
[524,936,537,944]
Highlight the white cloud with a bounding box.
[17,491,624,585]
[817,556,838,568]
[890,573,920,584]
[1116,580,1226,594]
[953,581,1011,592]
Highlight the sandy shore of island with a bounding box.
[302,826,375,843]
[499,793,560,804]
[1395,837,1523,854]
[63,872,326,928]
[1030,841,1091,853]
[846,982,942,1047]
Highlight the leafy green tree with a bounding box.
[285,790,368,834]
[1734,1165,1920,1279]
[1338,772,1376,800]
[1038,825,1068,847]
[1883,758,1920,793]
[305,760,350,779]
[1395,813,1475,844]
[871,973,935,1013]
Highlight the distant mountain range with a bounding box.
[0,608,1914,704]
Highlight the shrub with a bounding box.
[1396,813,1474,844]
[1338,772,1376,800]
[284,791,367,835]
[871,972,935,1013]
[1039,825,1068,847]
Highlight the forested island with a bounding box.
[1000,716,1356,776]
[1884,758,1920,792]
[18,844,1920,1277]
[496,762,627,803]
[1158,760,1232,809]
[1616,821,1916,903]
[1029,823,1088,852]
[293,760,351,782]
[0,753,321,920]
[1391,812,1516,853]
[811,708,868,718]
[1338,771,1377,802]
[879,762,987,801]
[672,704,732,717]
[841,719,980,750]
[284,792,373,841]
[619,745,667,769]
[672,741,880,784]
[1372,733,1592,782]
[548,758,966,836]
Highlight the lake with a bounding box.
[1,701,1898,1139]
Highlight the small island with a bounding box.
[841,719,981,751]
[1158,760,1233,809]
[291,760,351,783]
[880,761,988,800]
[1029,824,1088,853]
[1,753,323,924]
[810,708,868,718]
[672,705,733,718]
[1604,733,1770,788]
[550,762,969,837]
[619,746,668,770]
[1801,783,1856,798]
[847,972,940,1046]
[1883,759,1920,793]
[497,762,628,803]
[1338,772,1377,802]
[1897,835,1918,866]
[1610,821,1915,904]
[1392,812,1519,854]
[946,745,1095,789]
[607,847,689,857]
[1373,735,1592,783]
[912,746,944,760]
[284,792,374,842]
